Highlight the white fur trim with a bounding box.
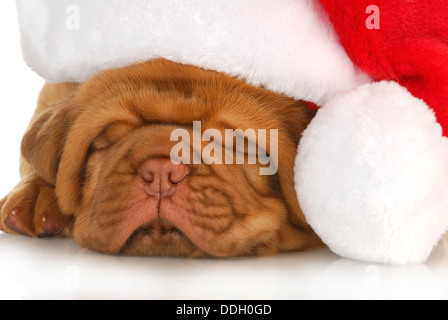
[295,81,448,265]
[16,0,371,104]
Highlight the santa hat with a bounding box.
[15,0,448,265]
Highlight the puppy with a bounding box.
[0,59,322,257]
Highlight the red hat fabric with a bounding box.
[318,0,448,135]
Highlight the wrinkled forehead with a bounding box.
[76,60,287,129]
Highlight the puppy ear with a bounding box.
[55,100,141,214]
[21,100,80,186]
[276,100,316,229]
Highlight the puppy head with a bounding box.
[22,59,321,257]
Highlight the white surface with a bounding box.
[1,234,448,300]
[2,1,448,300]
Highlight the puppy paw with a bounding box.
[0,176,72,238]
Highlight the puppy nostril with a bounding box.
[139,159,188,197]
[169,173,178,184]
[169,169,187,185]
[140,170,154,183]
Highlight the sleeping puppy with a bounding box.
[0,59,322,257]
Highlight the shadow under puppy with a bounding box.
[0,59,322,257]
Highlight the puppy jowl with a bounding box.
[170,121,279,176]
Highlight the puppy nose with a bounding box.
[139,158,187,198]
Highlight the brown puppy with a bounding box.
[0,59,322,257]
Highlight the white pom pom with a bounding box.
[295,81,448,265]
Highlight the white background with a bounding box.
[2,1,448,300]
